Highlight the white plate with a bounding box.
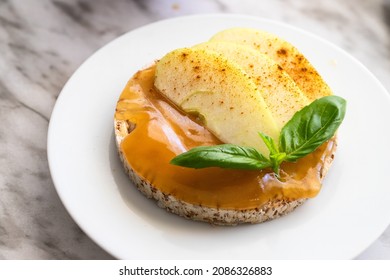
[48,14,390,259]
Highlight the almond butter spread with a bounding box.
[114,65,335,210]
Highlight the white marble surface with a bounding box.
[1,0,389,259]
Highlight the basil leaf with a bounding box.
[170,144,272,169]
[258,132,279,155]
[279,96,346,161]
[258,132,284,175]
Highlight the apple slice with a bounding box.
[154,47,279,155]
[210,28,333,101]
[193,41,309,129]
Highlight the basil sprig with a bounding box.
[170,96,346,175]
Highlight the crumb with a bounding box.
[172,3,180,10]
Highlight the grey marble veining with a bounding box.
[0,0,389,259]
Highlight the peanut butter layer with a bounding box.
[115,65,334,210]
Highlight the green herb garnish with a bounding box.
[170,96,346,176]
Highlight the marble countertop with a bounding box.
[1,0,389,259]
